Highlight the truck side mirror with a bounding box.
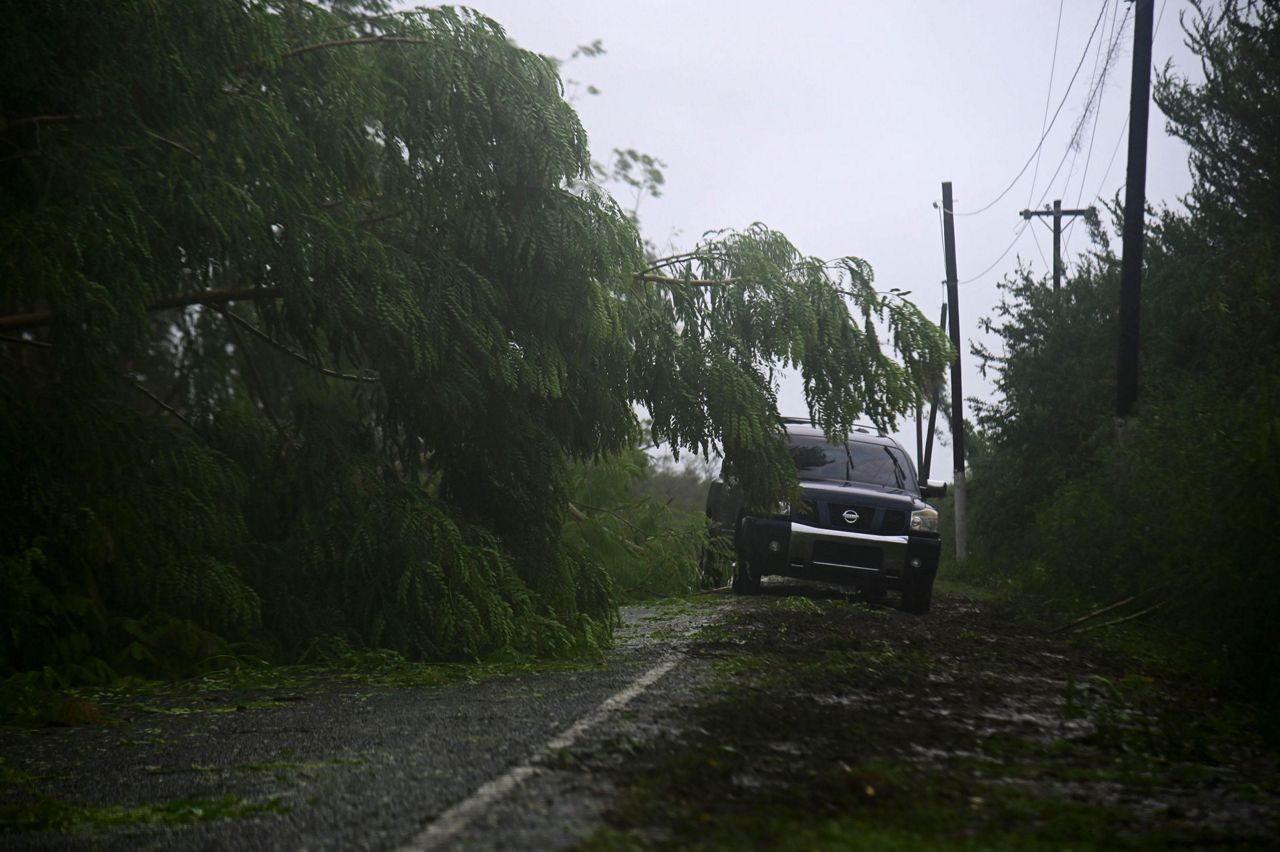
[921,480,947,499]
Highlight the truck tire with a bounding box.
[731,559,762,595]
[901,575,934,614]
[700,546,725,588]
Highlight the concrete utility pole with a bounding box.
[940,182,967,561]
[920,304,947,483]
[915,402,923,480]
[1020,200,1095,291]
[1117,0,1155,419]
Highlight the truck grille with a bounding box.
[811,541,883,570]
[826,503,875,531]
[881,510,908,533]
[823,503,907,534]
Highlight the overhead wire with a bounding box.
[1027,215,1051,269]
[1026,0,1067,212]
[956,0,1152,287]
[1063,0,1129,253]
[1077,0,1126,204]
[1065,0,1166,247]
[959,86,1104,286]
[1064,0,1119,197]
[946,0,1111,218]
[935,201,948,278]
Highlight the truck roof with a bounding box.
[781,418,903,449]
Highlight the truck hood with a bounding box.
[797,479,924,511]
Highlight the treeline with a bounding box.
[965,0,1280,720]
[0,0,948,708]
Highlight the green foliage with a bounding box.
[0,1,947,692]
[565,446,715,601]
[965,0,1280,719]
[631,225,952,506]
[1,793,288,833]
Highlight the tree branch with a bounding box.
[637,260,848,289]
[127,377,196,431]
[0,286,280,333]
[635,273,742,288]
[566,502,647,555]
[280,35,431,61]
[356,209,405,227]
[0,150,42,165]
[642,249,726,272]
[1075,598,1169,634]
[222,309,378,383]
[144,129,201,161]
[0,112,101,136]
[1049,595,1139,634]
[571,501,646,534]
[0,334,52,349]
[220,308,289,438]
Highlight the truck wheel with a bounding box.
[700,546,725,588]
[731,559,762,595]
[901,575,934,614]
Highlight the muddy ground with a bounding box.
[573,581,1280,850]
[1,582,1278,849]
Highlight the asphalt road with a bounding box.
[4,584,1278,849]
[0,600,724,851]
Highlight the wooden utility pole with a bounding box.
[941,182,967,561]
[1117,0,1155,418]
[1020,200,1095,290]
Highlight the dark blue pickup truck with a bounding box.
[705,420,946,613]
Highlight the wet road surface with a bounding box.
[3,583,1277,849]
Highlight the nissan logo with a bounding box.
[841,509,860,525]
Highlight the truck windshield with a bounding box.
[789,436,917,491]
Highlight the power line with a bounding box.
[1026,0,1067,211]
[942,0,1171,289]
[1027,209,1051,269]
[956,122,1093,287]
[957,1,1132,287]
[1064,0,1129,256]
[1085,0,1168,210]
[1067,0,1119,190]
[934,200,948,287]
[958,89,1103,287]
[1077,0,1127,204]
[956,220,1031,286]
[947,0,1111,218]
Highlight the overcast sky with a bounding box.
[450,0,1200,471]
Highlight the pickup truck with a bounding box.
[705,419,946,612]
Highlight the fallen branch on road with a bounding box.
[1048,595,1139,634]
[1075,598,1170,634]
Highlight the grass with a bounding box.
[0,793,288,833]
[586,755,1166,852]
[0,758,32,787]
[580,585,1279,850]
[1,646,609,729]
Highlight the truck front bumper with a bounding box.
[789,521,908,578]
[742,514,942,588]
[739,518,940,589]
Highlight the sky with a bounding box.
[448,0,1201,475]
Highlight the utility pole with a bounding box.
[1020,200,1095,290]
[920,304,947,483]
[915,402,923,479]
[941,181,967,561]
[1117,0,1155,419]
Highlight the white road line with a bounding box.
[400,655,681,851]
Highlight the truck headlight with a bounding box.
[910,506,939,533]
